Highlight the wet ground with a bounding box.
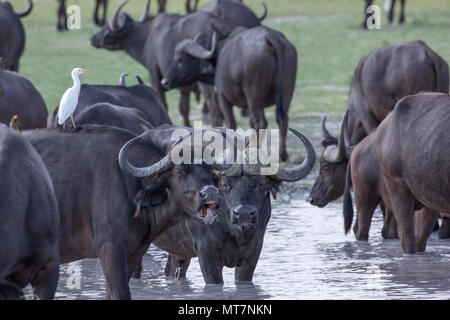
[47,178,450,300]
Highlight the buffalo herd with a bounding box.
[0,0,449,300]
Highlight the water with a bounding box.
[46,186,450,300]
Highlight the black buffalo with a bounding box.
[90,0,264,127]
[0,0,33,71]
[0,68,48,129]
[162,26,297,161]
[0,124,59,300]
[151,127,315,284]
[376,93,450,254]
[309,40,449,208]
[70,103,153,135]
[24,125,228,299]
[47,77,171,129]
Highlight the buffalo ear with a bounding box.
[199,60,215,75]
[134,173,170,217]
[267,177,281,199]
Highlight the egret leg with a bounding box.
[63,121,66,130]
[70,115,77,129]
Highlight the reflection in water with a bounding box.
[39,190,450,299]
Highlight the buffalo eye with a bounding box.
[221,182,231,192]
[174,167,186,177]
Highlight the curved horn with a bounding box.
[140,0,151,22]
[119,73,128,87]
[323,112,348,163]
[16,0,33,18]
[109,0,129,32]
[135,74,145,85]
[258,3,268,21]
[182,32,217,59]
[321,114,337,142]
[119,135,184,178]
[272,129,316,182]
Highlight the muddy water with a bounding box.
[47,184,450,300]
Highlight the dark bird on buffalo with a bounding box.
[9,115,22,133]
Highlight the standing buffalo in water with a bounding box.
[150,127,315,284]
[0,0,33,71]
[162,26,297,161]
[341,125,439,248]
[47,76,171,129]
[309,40,449,211]
[90,0,265,127]
[24,125,232,299]
[0,68,48,129]
[0,125,59,300]
[57,0,108,31]
[376,93,450,254]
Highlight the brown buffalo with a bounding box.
[376,93,450,254]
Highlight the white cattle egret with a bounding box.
[57,67,89,129]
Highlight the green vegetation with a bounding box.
[16,0,450,160]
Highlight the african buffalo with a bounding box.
[70,103,153,134]
[90,0,264,127]
[57,0,108,30]
[47,76,171,128]
[24,124,230,299]
[0,125,59,300]
[151,127,315,284]
[342,127,439,249]
[376,93,450,254]
[309,40,449,208]
[162,26,297,161]
[0,68,48,129]
[0,0,32,71]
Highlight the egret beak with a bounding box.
[81,70,90,73]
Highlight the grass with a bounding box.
[14,0,450,162]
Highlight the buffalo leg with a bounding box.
[388,0,396,24]
[99,247,131,300]
[131,256,143,279]
[275,103,289,161]
[399,0,406,23]
[179,89,191,127]
[235,240,264,284]
[31,264,59,300]
[198,83,223,127]
[353,192,379,241]
[150,71,168,110]
[415,207,439,252]
[197,246,224,284]
[164,255,191,279]
[218,92,236,130]
[57,0,68,31]
[438,217,450,239]
[0,280,23,300]
[158,0,166,13]
[94,0,101,26]
[362,0,374,29]
[384,180,416,254]
[381,206,399,239]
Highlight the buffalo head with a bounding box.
[215,128,316,237]
[90,0,151,51]
[161,32,218,89]
[118,130,228,224]
[309,113,348,208]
